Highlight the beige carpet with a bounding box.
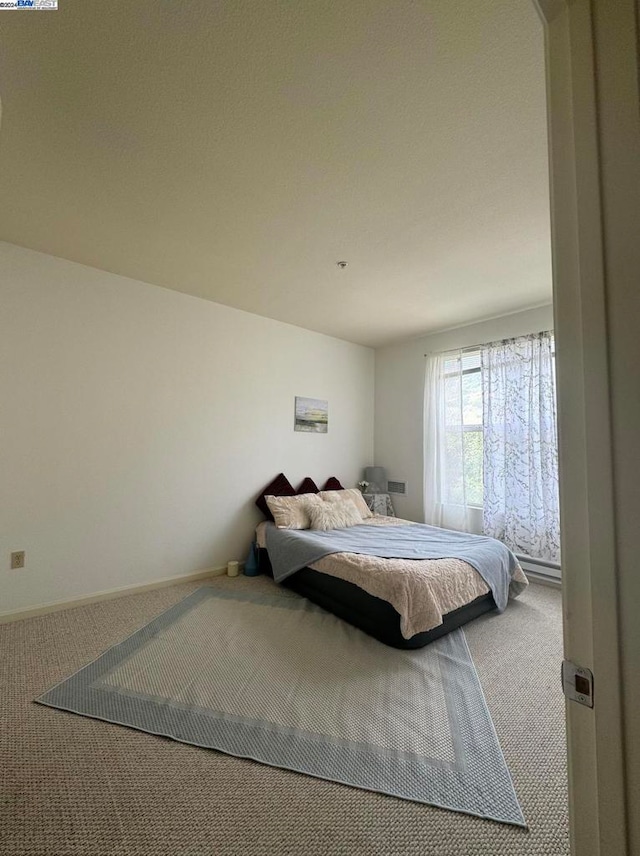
[1,575,568,856]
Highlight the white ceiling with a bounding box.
[0,0,551,348]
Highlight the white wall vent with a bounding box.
[387,480,407,495]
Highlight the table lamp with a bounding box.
[364,466,387,494]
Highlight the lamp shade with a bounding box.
[364,466,387,493]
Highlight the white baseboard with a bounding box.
[0,566,229,624]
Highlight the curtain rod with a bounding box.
[423,330,553,358]
[423,344,482,357]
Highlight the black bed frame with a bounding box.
[258,548,496,650]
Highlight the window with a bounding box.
[442,350,483,508]
[426,333,560,562]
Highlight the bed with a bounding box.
[254,474,528,650]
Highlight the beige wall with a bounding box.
[0,242,374,615]
[374,305,554,522]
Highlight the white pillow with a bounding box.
[319,488,372,519]
[308,498,363,531]
[265,493,322,529]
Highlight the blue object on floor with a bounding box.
[243,539,260,576]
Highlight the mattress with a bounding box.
[257,548,496,650]
[256,516,527,648]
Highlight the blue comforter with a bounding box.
[265,522,525,612]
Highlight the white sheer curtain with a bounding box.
[482,332,560,563]
[423,350,473,532]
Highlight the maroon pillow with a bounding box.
[322,477,344,491]
[297,477,319,495]
[255,473,296,520]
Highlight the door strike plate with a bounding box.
[562,660,594,708]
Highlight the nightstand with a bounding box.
[362,493,395,517]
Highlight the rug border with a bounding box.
[35,584,527,828]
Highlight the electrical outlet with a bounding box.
[10,551,25,570]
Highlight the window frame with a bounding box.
[441,349,484,509]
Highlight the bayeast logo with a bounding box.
[0,0,58,8]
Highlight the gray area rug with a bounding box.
[36,585,525,827]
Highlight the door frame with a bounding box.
[533,1,637,854]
